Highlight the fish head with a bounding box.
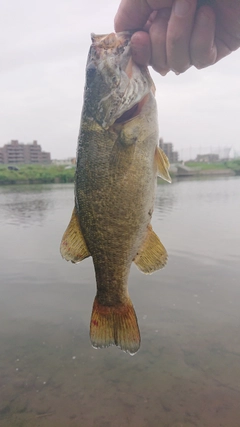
[84,32,154,129]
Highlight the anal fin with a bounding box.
[134,224,168,274]
[155,146,172,183]
[60,207,90,263]
[90,296,140,355]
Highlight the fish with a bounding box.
[60,32,171,355]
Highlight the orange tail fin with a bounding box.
[90,297,140,355]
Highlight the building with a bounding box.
[159,138,179,163]
[0,140,51,164]
[196,153,219,163]
[52,158,76,166]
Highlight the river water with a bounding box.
[0,177,240,427]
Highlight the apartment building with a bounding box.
[159,138,179,164]
[0,140,51,164]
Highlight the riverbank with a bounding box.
[0,160,239,185]
[186,160,240,173]
[0,164,75,185]
[171,160,240,178]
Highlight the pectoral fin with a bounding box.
[60,207,90,263]
[134,225,168,274]
[155,146,172,183]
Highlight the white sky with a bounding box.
[1,0,240,160]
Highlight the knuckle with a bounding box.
[172,63,191,74]
[193,61,207,70]
[225,37,240,52]
[151,57,168,72]
[152,64,170,75]
[191,50,216,69]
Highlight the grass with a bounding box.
[185,160,240,173]
[0,159,239,185]
[0,164,75,185]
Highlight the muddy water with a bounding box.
[0,177,240,427]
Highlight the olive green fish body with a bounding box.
[77,96,158,284]
[60,32,171,355]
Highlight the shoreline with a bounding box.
[0,162,239,186]
[174,168,236,178]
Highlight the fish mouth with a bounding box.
[114,94,149,125]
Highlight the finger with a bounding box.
[215,27,240,53]
[149,8,171,74]
[215,38,232,62]
[114,0,152,32]
[143,11,158,32]
[166,0,198,73]
[131,31,151,66]
[114,0,174,32]
[190,6,217,69]
[214,0,240,51]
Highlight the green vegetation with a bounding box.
[186,159,240,173]
[226,159,240,175]
[186,161,227,170]
[0,159,239,186]
[0,164,75,185]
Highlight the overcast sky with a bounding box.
[1,0,240,160]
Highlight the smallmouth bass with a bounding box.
[60,32,171,355]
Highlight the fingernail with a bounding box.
[174,0,191,17]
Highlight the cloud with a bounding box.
[0,0,240,160]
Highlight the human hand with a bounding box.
[114,0,240,74]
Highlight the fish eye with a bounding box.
[86,65,97,82]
